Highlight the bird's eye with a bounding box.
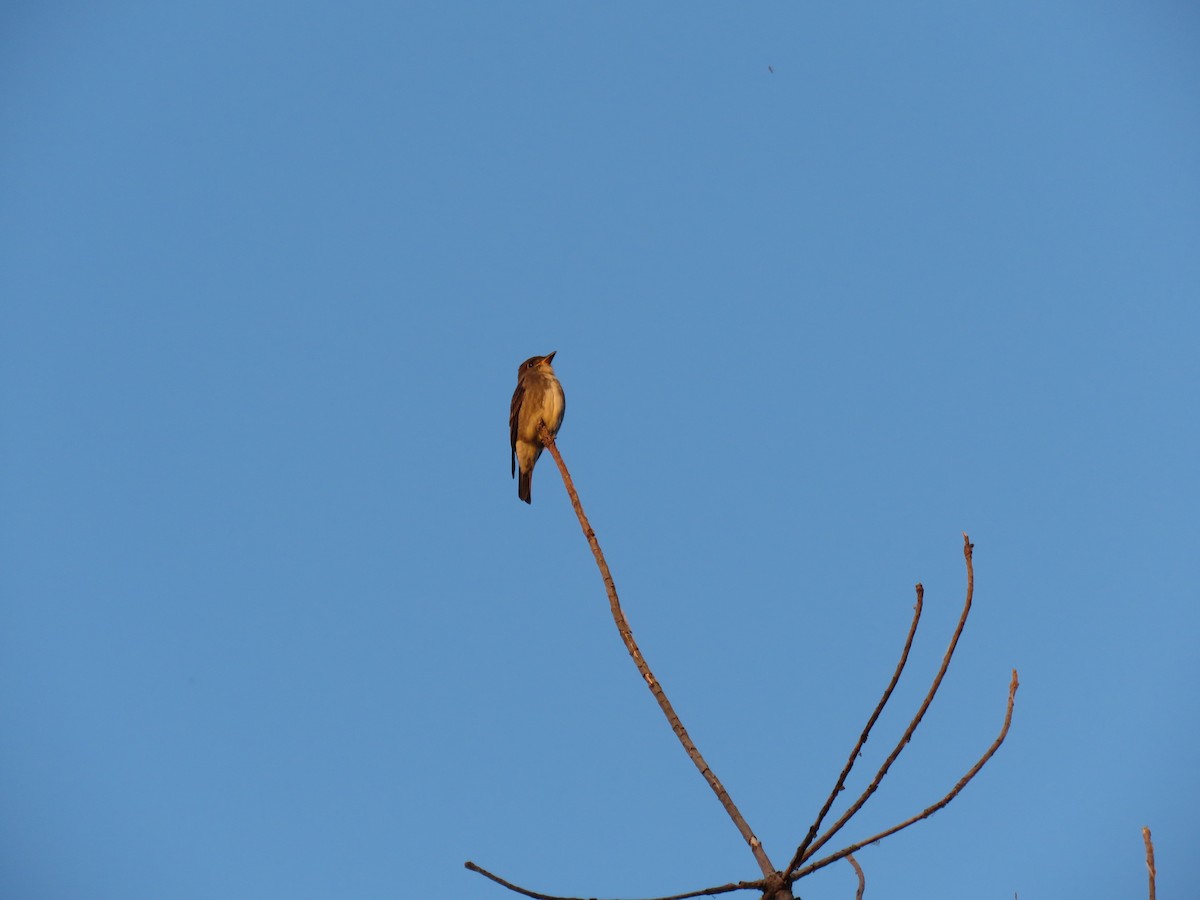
[527,361,535,368]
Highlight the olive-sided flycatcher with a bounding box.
[509,351,566,504]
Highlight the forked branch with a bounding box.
[467,434,1016,900]
[788,534,978,871]
[789,668,1019,881]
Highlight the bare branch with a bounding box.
[798,534,977,864]
[784,585,924,877]
[538,426,774,878]
[464,862,765,900]
[790,668,1019,881]
[1142,827,1156,900]
[847,855,865,900]
[464,862,580,900]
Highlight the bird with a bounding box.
[509,351,566,504]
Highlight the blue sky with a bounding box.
[2,2,1197,898]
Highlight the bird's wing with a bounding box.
[509,380,524,478]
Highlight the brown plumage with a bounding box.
[509,351,566,504]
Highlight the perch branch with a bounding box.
[1142,827,1156,900]
[795,534,977,865]
[784,585,924,877]
[464,862,764,900]
[539,425,774,878]
[789,668,1018,881]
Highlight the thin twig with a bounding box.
[847,855,865,900]
[790,668,1019,881]
[464,862,765,900]
[784,586,924,878]
[1142,827,1156,900]
[539,426,775,878]
[798,534,977,864]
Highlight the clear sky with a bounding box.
[2,3,1197,898]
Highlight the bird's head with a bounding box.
[518,351,557,376]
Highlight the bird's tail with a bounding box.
[518,469,532,504]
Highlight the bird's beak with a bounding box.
[542,351,557,365]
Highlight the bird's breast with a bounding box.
[544,378,565,433]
